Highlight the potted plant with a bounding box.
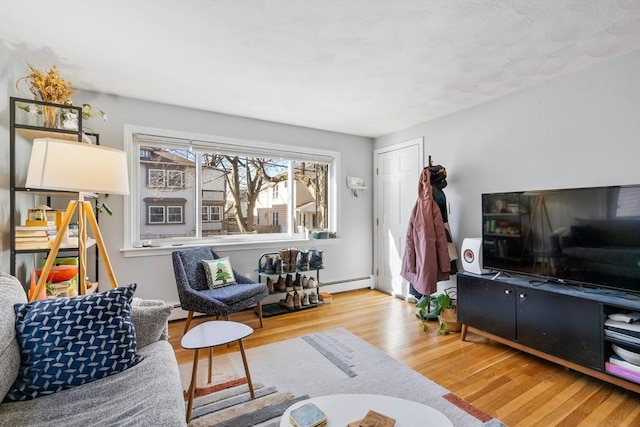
[416,287,460,334]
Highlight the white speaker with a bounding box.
[461,238,490,274]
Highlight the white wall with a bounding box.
[0,42,374,304]
[374,50,640,265]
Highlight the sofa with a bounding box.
[551,218,640,281]
[0,272,187,426]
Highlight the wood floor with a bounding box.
[168,289,640,426]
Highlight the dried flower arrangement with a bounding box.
[16,63,106,127]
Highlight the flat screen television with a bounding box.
[481,184,640,295]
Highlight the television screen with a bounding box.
[481,184,640,295]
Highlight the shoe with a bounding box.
[302,275,308,288]
[276,275,286,292]
[279,292,294,310]
[293,291,301,310]
[273,255,282,274]
[266,277,274,294]
[297,250,309,270]
[279,248,291,272]
[301,292,310,306]
[293,273,302,291]
[309,292,318,304]
[285,274,293,292]
[289,247,299,272]
[262,255,274,274]
[307,277,316,288]
[309,249,323,269]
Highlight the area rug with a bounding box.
[178,328,506,427]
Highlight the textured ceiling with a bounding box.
[1,0,639,137]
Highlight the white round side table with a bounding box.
[181,320,254,423]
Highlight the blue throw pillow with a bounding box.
[3,284,143,402]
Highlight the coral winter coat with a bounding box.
[400,168,451,296]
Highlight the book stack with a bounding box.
[348,410,396,427]
[604,312,640,384]
[15,224,57,250]
[289,403,327,427]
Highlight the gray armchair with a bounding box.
[172,246,269,333]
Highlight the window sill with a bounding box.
[120,236,341,258]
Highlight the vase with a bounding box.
[43,105,59,128]
[27,104,40,126]
[62,111,79,130]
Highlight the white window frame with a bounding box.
[148,169,165,188]
[202,206,210,222]
[167,206,183,223]
[123,124,340,250]
[210,206,221,221]
[148,206,165,224]
[166,170,184,188]
[272,211,279,225]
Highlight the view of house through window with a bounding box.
[134,134,332,243]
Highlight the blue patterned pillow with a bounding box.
[3,284,142,402]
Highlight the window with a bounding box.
[201,206,222,223]
[211,206,221,221]
[167,206,183,223]
[147,169,184,189]
[128,128,337,246]
[148,206,165,224]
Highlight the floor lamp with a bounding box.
[25,138,129,301]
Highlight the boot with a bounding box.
[266,277,274,294]
[279,248,291,272]
[293,291,301,310]
[289,247,299,272]
[297,250,309,270]
[309,291,319,304]
[285,274,293,292]
[309,249,323,269]
[276,275,286,292]
[262,255,274,274]
[301,292,310,306]
[279,292,294,310]
[273,255,282,274]
[293,273,302,291]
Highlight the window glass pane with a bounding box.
[211,206,221,221]
[140,145,195,239]
[166,170,184,188]
[148,206,165,224]
[148,169,164,188]
[202,206,209,222]
[167,206,183,223]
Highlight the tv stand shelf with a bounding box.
[458,271,640,393]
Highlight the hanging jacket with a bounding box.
[400,168,451,295]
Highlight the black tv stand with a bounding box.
[458,271,640,393]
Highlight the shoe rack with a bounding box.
[255,251,324,317]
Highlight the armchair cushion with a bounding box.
[4,284,142,402]
[202,257,236,289]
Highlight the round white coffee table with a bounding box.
[280,394,453,426]
[181,320,255,423]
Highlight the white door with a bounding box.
[374,138,423,298]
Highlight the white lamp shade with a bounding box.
[26,138,129,195]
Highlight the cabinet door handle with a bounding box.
[504,289,511,295]
[519,293,526,300]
